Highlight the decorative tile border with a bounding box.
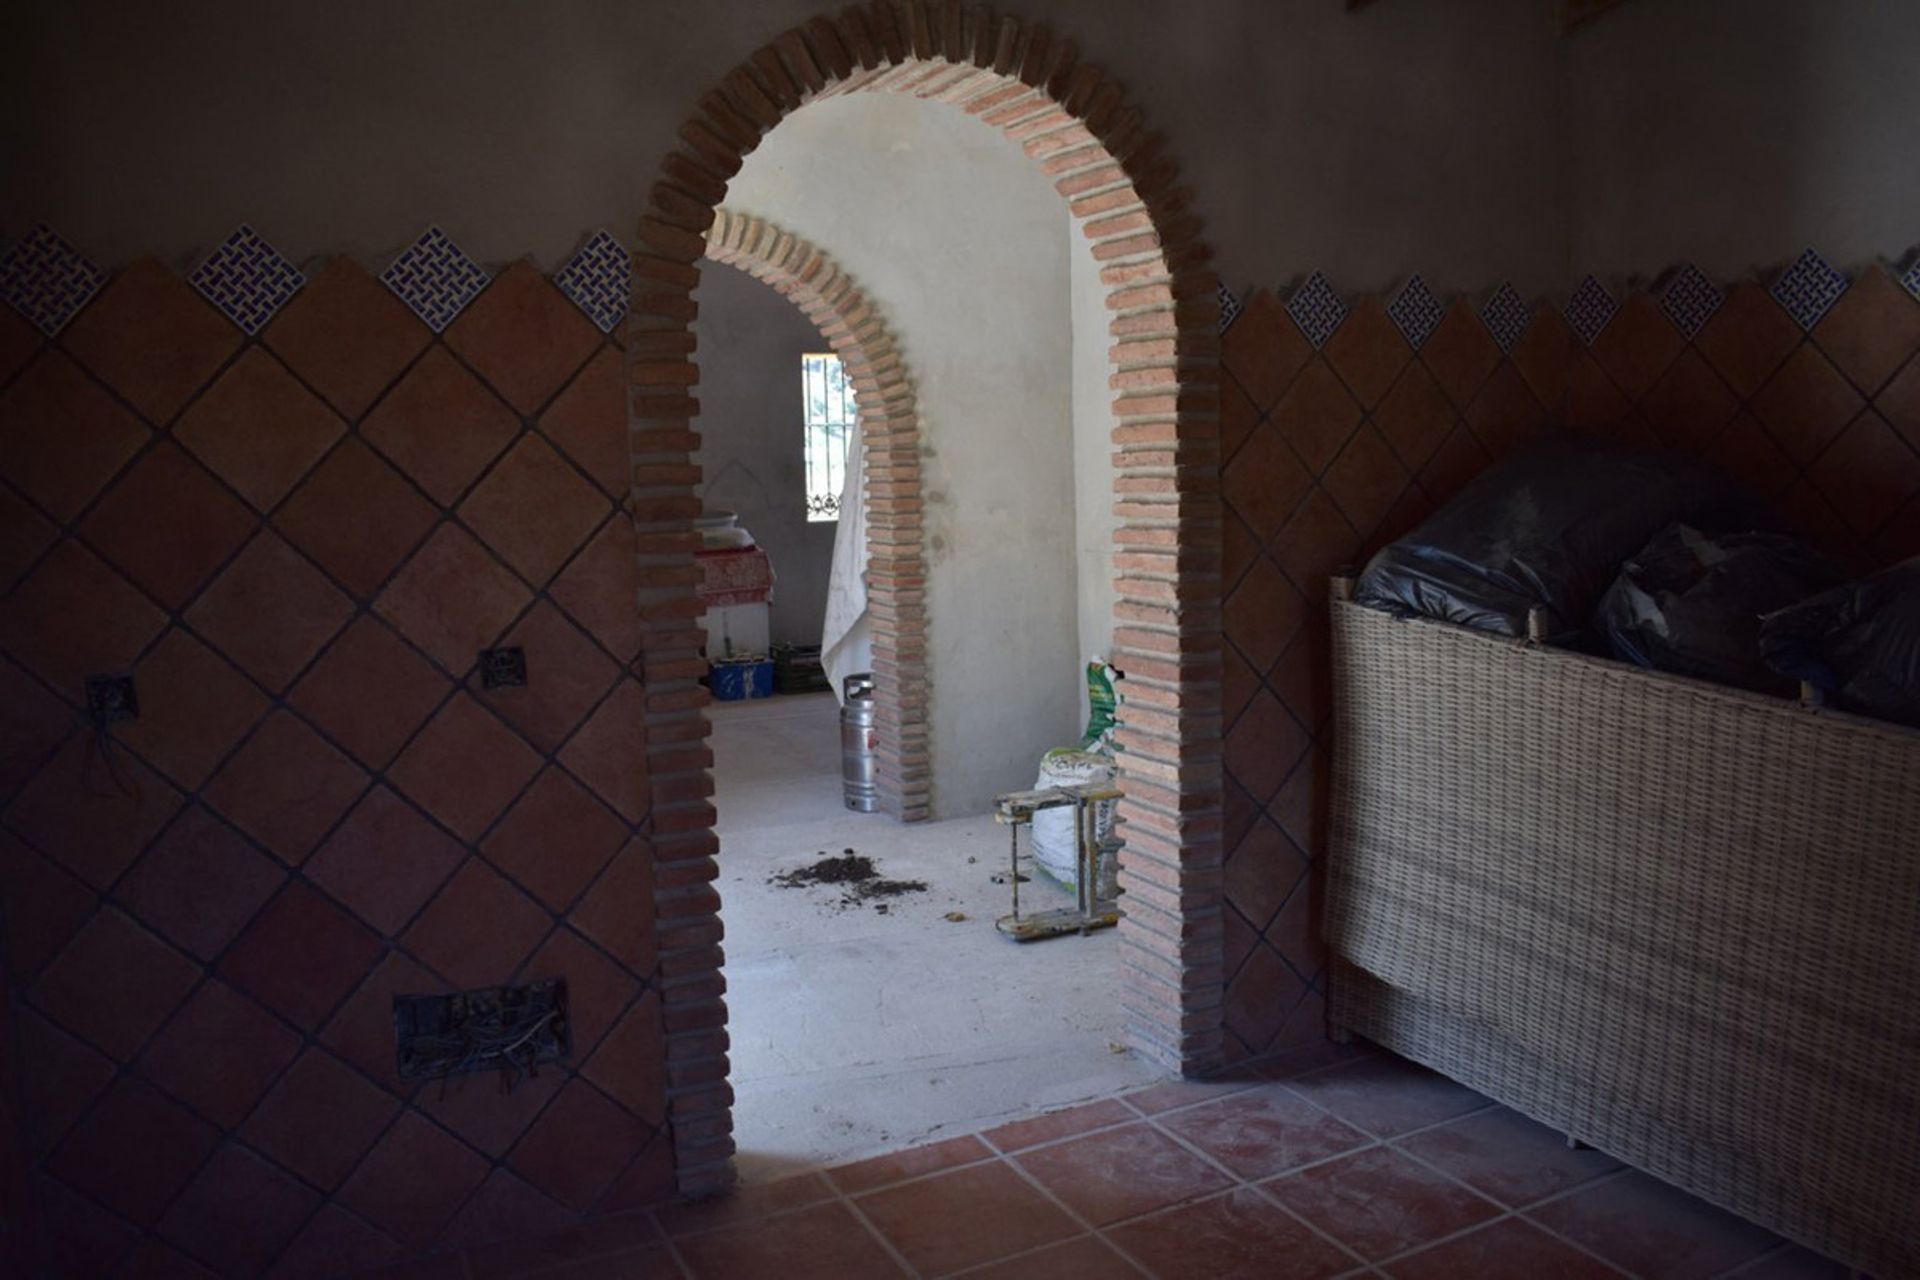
[1480,283,1530,354]
[1771,248,1849,330]
[1564,275,1616,347]
[1659,263,1723,341]
[1287,271,1347,349]
[190,225,305,335]
[382,226,490,333]
[0,224,105,336]
[556,230,630,335]
[1217,282,1243,335]
[1387,275,1443,351]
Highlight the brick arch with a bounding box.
[630,1,1223,1196]
[700,207,930,821]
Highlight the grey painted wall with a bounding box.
[1564,0,1920,280]
[12,2,1915,294]
[3,0,1566,291]
[690,263,837,650]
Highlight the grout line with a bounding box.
[990,1147,1159,1278]
[1374,1139,1638,1276]
[1129,1099,1371,1272]
[816,1175,924,1280]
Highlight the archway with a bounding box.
[632,2,1223,1195]
[700,207,928,821]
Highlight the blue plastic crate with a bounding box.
[711,658,774,701]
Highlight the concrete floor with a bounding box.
[710,691,1159,1183]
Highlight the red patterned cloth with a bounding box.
[696,546,775,606]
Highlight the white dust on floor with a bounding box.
[709,691,1158,1183]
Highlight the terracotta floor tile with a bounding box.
[1014,1124,1234,1227]
[1121,1074,1262,1116]
[533,1244,684,1279]
[827,1134,993,1196]
[1721,1244,1853,1278]
[1385,1216,1622,1279]
[980,1098,1134,1153]
[1394,1105,1622,1208]
[1282,1054,1490,1138]
[460,1205,664,1274]
[1263,1146,1499,1260]
[1527,1170,1781,1280]
[855,1160,1079,1275]
[671,1201,905,1279]
[651,1172,835,1238]
[1254,1042,1377,1080]
[1102,1186,1355,1280]
[1156,1084,1370,1180]
[957,1233,1145,1278]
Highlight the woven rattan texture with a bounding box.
[1324,600,1920,1276]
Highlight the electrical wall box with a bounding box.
[393,978,568,1083]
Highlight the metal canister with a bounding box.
[841,673,878,812]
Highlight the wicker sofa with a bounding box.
[1323,589,1920,1276]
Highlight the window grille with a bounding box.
[802,352,855,522]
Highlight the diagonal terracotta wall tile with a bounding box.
[79,441,257,610]
[274,438,439,596]
[1322,298,1411,411]
[0,350,150,521]
[5,731,181,890]
[115,628,268,788]
[1811,266,1920,395]
[374,524,531,674]
[263,259,431,421]
[459,435,611,585]
[445,262,603,416]
[61,260,241,426]
[174,347,345,511]
[541,345,633,497]
[185,531,354,691]
[360,347,521,506]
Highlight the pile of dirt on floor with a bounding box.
[769,849,928,912]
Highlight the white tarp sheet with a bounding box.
[820,434,871,703]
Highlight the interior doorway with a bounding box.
[632,6,1225,1196]
[691,197,1156,1177]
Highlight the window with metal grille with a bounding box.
[801,352,854,522]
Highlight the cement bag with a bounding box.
[1080,658,1119,750]
[1030,748,1118,896]
[1595,524,1839,694]
[1354,438,1764,641]
[1761,556,1920,728]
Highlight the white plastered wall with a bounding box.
[724,93,1083,819]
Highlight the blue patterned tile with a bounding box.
[1480,283,1531,354]
[1564,275,1617,347]
[1901,253,1920,302]
[1770,248,1848,330]
[1217,282,1243,335]
[381,227,490,333]
[1286,271,1347,349]
[189,225,305,335]
[0,224,106,336]
[555,230,630,335]
[1659,264,1724,341]
[1386,275,1444,351]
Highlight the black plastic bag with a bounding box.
[1595,524,1838,694]
[1760,557,1920,728]
[1354,437,1765,639]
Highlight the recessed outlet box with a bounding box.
[85,675,138,727]
[479,646,527,690]
[393,978,568,1083]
